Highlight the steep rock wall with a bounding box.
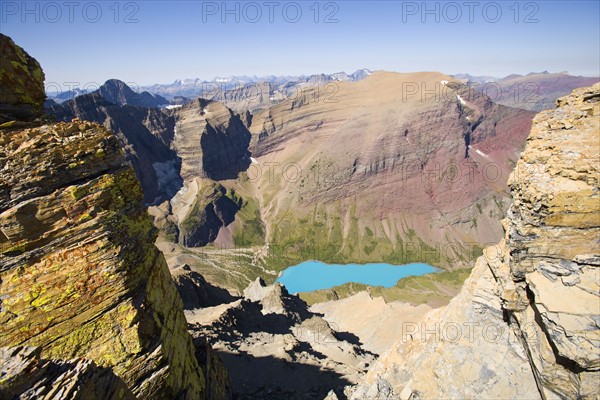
[48,91,180,204]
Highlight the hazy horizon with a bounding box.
[2,0,599,88]
[42,68,600,95]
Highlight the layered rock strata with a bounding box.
[0,120,210,399]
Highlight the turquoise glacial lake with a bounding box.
[276,261,438,294]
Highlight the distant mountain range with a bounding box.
[140,69,374,108]
[47,69,373,105]
[153,68,372,90]
[453,71,599,111]
[48,70,597,113]
[453,70,570,83]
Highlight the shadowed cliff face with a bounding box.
[47,90,181,205]
[0,346,137,400]
[0,34,46,123]
[48,88,253,246]
[174,98,251,181]
[350,83,600,400]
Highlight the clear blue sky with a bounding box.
[1,0,598,87]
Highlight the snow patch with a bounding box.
[440,80,448,86]
[470,146,493,162]
[165,104,182,110]
[153,160,179,188]
[456,94,466,105]
[150,159,183,204]
[250,157,259,164]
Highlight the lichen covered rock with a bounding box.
[0,121,209,399]
[0,34,46,122]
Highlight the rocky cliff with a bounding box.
[47,85,180,205]
[0,34,46,123]
[48,86,254,248]
[0,36,229,399]
[350,83,600,399]
[0,120,209,399]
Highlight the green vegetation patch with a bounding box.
[299,268,472,306]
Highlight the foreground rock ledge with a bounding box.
[350,84,600,400]
[0,121,211,399]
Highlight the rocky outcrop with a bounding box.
[500,83,600,398]
[171,264,237,309]
[187,278,375,399]
[0,120,215,399]
[350,249,541,399]
[0,346,136,400]
[0,35,231,396]
[350,83,600,399]
[0,34,45,123]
